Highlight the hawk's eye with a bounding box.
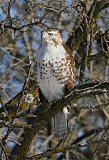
[48,33,53,37]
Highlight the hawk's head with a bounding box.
[42,29,62,45]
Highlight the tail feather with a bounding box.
[54,106,69,138]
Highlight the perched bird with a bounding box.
[35,29,76,138]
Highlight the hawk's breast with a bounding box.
[35,43,75,102]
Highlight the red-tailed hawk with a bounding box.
[35,29,75,138]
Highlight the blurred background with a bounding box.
[0,0,109,159]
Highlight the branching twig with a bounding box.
[16,81,109,159]
[26,126,109,160]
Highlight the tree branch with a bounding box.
[66,0,107,51]
[16,81,109,159]
[27,124,109,160]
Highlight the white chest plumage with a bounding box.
[35,43,69,102]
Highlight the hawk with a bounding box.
[35,29,76,138]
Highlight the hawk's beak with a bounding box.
[42,31,47,39]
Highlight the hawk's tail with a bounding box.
[54,106,69,138]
